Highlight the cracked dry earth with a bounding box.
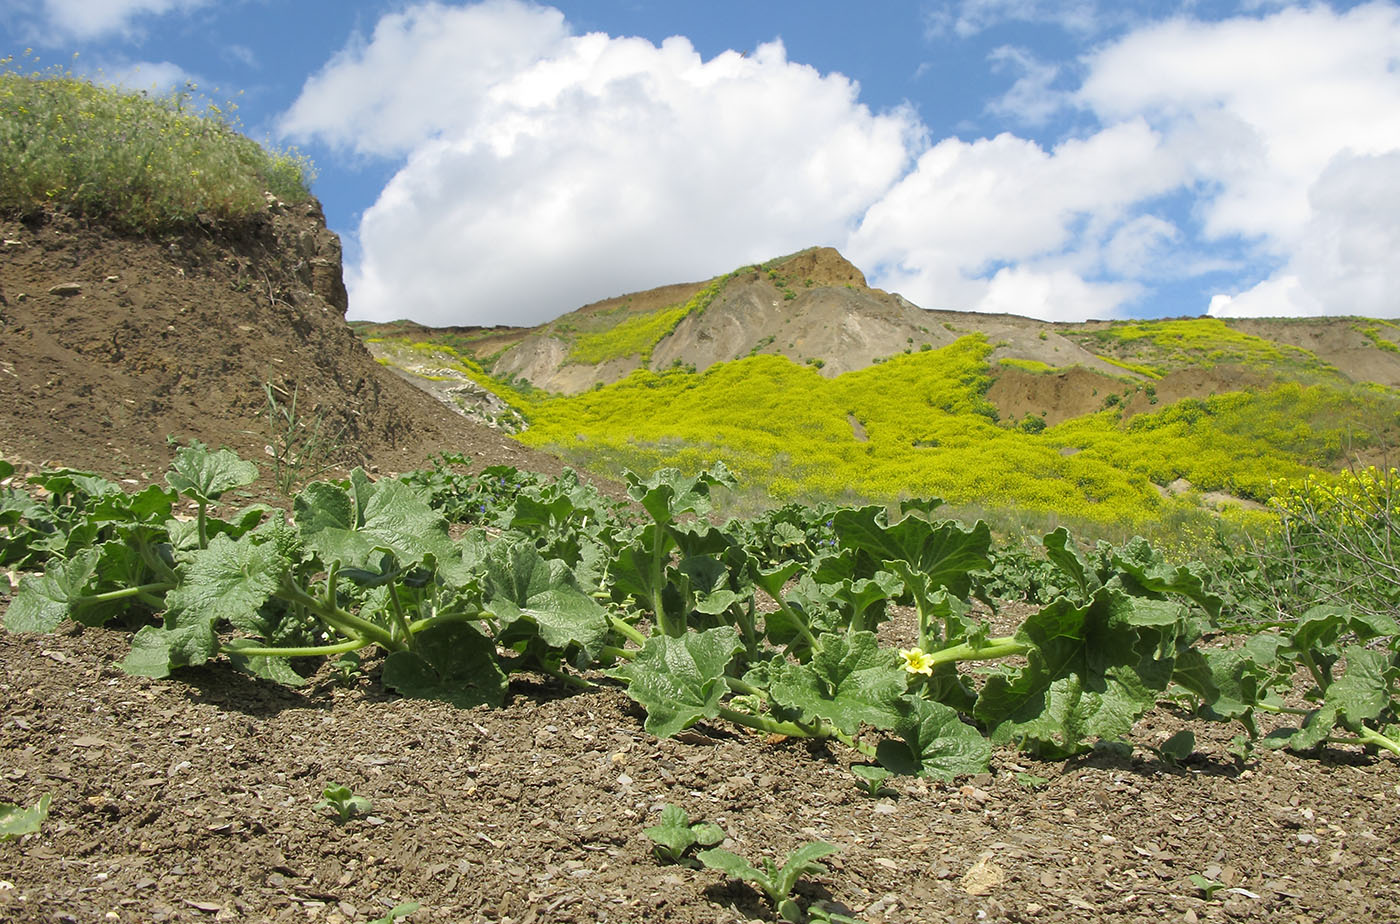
[1,623,1398,924]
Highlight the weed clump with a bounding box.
[0,54,315,232]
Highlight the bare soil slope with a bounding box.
[0,204,566,483]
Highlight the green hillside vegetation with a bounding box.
[0,57,314,232]
[564,275,729,365]
[510,333,1400,532]
[1069,317,1335,380]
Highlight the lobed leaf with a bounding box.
[610,627,742,738]
[875,696,991,779]
[381,622,508,709]
[768,632,904,734]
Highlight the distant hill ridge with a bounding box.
[358,246,1400,426]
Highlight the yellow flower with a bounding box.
[899,647,934,676]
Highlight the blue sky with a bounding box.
[3,1,1399,328]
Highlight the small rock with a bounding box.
[48,283,82,297]
[960,854,1005,895]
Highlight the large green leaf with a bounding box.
[122,617,219,677]
[1288,646,1397,750]
[163,533,281,632]
[833,507,990,597]
[4,547,101,633]
[875,696,991,779]
[1042,527,1097,600]
[295,474,452,571]
[768,632,903,734]
[1111,538,1222,619]
[165,444,258,504]
[610,627,742,738]
[381,622,508,708]
[482,543,609,655]
[626,464,735,528]
[974,588,1187,756]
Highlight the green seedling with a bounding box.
[1014,772,1050,790]
[367,902,420,924]
[643,803,725,864]
[0,793,51,840]
[850,764,893,797]
[1189,874,1226,900]
[329,651,364,686]
[314,784,371,823]
[697,841,838,922]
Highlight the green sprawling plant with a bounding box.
[3,445,1397,785]
[0,55,314,231]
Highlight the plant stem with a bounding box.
[1349,726,1400,757]
[926,635,1028,667]
[386,582,413,646]
[223,638,367,659]
[717,705,831,740]
[276,577,401,651]
[599,644,636,662]
[77,582,176,605]
[608,614,647,648]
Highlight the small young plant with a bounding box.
[850,764,893,797]
[696,841,839,922]
[329,651,364,687]
[643,803,725,864]
[1189,874,1226,900]
[314,784,371,823]
[367,902,420,924]
[0,793,51,840]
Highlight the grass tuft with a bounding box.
[0,54,315,233]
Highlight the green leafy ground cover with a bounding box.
[6,445,1397,778]
[512,335,1394,530]
[0,58,313,232]
[1067,318,1337,379]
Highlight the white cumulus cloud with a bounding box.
[285,1,920,327]
[29,0,213,41]
[846,119,1180,320]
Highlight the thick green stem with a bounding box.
[406,611,486,635]
[386,582,414,646]
[717,705,831,740]
[533,662,594,691]
[1346,726,1400,757]
[608,614,647,648]
[78,582,175,605]
[926,636,1029,667]
[1253,702,1313,717]
[223,638,367,659]
[196,501,209,550]
[599,645,636,662]
[275,577,401,652]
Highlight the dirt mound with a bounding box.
[0,204,568,484]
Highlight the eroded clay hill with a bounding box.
[0,202,572,484]
[360,247,1400,438]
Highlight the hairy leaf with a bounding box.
[5,547,101,632]
[610,627,742,738]
[164,533,281,632]
[833,507,990,597]
[875,696,991,779]
[768,632,904,734]
[381,622,508,708]
[165,444,258,504]
[974,588,1188,756]
[483,543,609,655]
[122,617,219,678]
